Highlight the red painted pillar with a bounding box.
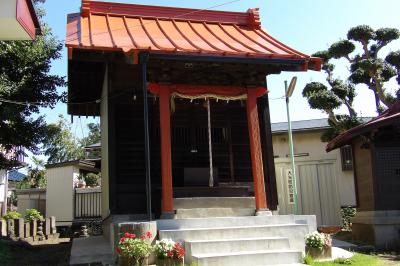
[159,86,174,213]
[246,88,268,210]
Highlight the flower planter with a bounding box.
[119,256,149,266]
[306,246,332,260]
[318,226,341,234]
[156,258,184,266]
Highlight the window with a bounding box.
[340,145,353,171]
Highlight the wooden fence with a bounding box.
[74,187,102,219]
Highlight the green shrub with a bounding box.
[2,211,22,220]
[24,209,43,222]
[303,253,314,265]
[84,173,100,187]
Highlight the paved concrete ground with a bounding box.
[332,238,357,250]
[69,236,114,265]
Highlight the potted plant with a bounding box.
[305,231,332,260]
[116,231,153,266]
[154,239,185,266]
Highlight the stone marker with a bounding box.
[50,216,57,234]
[44,218,51,236]
[30,220,37,237]
[24,222,31,238]
[15,218,25,239]
[7,219,15,238]
[0,219,6,237]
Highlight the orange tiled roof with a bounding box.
[66,1,321,70]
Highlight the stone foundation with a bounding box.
[352,210,400,250]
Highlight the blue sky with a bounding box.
[40,0,400,139]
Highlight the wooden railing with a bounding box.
[74,187,101,219]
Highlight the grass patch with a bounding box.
[308,253,384,266]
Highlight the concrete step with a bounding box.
[159,224,308,251]
[186,237,290,256]
[157,215,299,230]
[191,250,303,266]
[157,215,298,230]
[173,197,255,209]
[174,208,255,218]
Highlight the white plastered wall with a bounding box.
[272,130,356,207]
[45,165,77,226]
[0,170,5,203]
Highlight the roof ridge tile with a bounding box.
[80,0,251,26]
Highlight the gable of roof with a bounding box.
[327,102,400,151]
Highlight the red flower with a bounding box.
[124,232,136,238]
[146,231,152,238]
[140,236,146,240]
[173,243,185,259]
[116,247,122,254]
[120,237,126,243]
[167,251,174,258]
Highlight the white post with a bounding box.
[2,171,8,215]
[207,99,214,187]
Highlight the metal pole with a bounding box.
[285,81,298,215]
[206,99,214,187]
[141,53,152,221]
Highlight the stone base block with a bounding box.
[110,219,157,264]
[255,209,272,216]
[352,210,400,250]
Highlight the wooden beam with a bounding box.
[257,94,278,210]
[159,86,174,213]
[246,88,267,210]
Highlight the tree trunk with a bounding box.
[326,110,339,126]
[372,75,391,109]
[344,102,356,118]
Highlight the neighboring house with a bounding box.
[15,158,102,226]
[0,169,25,216]
[84,143,101,162]
[271,118,357,226]
[327,101,400,249]
[45,160,100,226]
[0,148,26,216]
[0,0,41,40]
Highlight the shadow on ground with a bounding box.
[0,239,71,266]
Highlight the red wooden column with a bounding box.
[159,85,174,214]
[246,88,268,210]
